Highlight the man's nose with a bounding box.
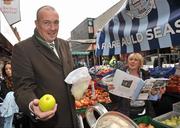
[49,23,58,30]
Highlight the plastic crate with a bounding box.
[153,111,180,128]
[133,115,164,128]
[173,101,180,113]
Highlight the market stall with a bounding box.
[94,0,180,127]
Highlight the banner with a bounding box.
[0,10,19,45]
[96,0,180,56]
[0,0,21,25]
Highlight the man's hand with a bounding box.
[29,99,57,121]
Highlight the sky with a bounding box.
[13,0,120,41]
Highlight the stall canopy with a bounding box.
[96,0,180,56]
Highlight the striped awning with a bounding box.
[96,0,180,56]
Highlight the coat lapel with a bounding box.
[33,38,62,66]
[56,39,73,77]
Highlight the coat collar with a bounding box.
[32,36,63,66]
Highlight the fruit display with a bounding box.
[166,75,180,93]
[138,123,155,128]
[39,94,56,112]
[160,116,180,127]
[153,111,180,128]
[75,87,111,110]
[89,65,115,77]
[134,116,163,128]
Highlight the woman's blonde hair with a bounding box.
[128,53,144,68]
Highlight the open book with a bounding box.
[109,69,168,101]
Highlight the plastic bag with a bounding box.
[65,67,91,100]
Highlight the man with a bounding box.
[12,5,78,128]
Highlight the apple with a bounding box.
[39,94,56,112]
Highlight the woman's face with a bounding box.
[5,64,12,77]
[128,57,141,71]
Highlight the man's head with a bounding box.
[35,5,59,43]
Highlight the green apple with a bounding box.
[39,94,56,112]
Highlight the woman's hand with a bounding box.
[159,86,166,98]
[107,84,115,90]
[159,86,166,94]
[29,99,58,121]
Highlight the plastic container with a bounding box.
[153,111,180,128]
[133,115,164,128]
[173,101,180,113]
[85,103,138,128]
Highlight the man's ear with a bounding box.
[35,20,38,29]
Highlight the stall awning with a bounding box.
[96,0,180,56]
[69,39,96,52]
[0,10,19,46]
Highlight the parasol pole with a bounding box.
[157,49,161,67]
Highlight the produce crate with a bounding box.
[76,102,111,114]
[133,115,165,128]
[153,111,180,128]
[173,101,180,113]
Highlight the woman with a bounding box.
[110,53,156,119]
[0,60,15,128]
[0,61,28,128]
[0,61,14,99]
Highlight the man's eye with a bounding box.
[54,21,59,25]
[44,22,50,25]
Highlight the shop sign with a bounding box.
[0,0,21,25]
[0,10,19,45]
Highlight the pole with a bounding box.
[157,49,161,67]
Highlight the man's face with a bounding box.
[35,9,59,43]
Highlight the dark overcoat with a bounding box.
[12,35,78,128]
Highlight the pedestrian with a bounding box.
[0,60,14,99]
[0,60,14,128]
[12,5,78,128]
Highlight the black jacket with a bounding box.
[12,36,78,128]
[0,79,13,99]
